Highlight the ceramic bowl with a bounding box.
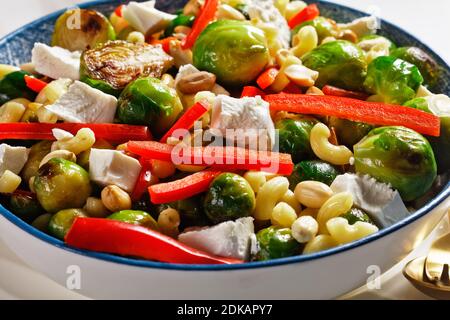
[0,0,449,299]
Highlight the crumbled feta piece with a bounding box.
[210,95,275,149]
[338,16,379,37]
[0,144,29,176]
[330,173,410,228]
[45,81,117,123]
[246,0,290,48]
[31,43,81,80]
[89,149,141,193]
[178,217,257,260]
[175,64,229,96]
[122,1,176,35]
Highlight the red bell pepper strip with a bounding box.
[265,94,441,137]
[322,85,369,100]
[148,170,221,204]
[24,75,47,93]
[257,68,279,90]
[131,158,154,201]
[114,4,124,17]
[182,0,219,49]
[150,36,178,54]
[65,217,242,264]
[241,86,266,98]
[127,141,294,175]
[160,101,209,143]
[288,4,320,29]
[0,123,152,143]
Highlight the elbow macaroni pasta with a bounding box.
[291,25,318,57]
[0,170,22,193]
[271,202,297,228]
[53,128,96,155]
[310,123,353,165]
[316,192,353,234]
[0,100,28,122]
[303,234,338,254]
[281,189,302,215]
[326,217,379,244]
[254,176,289,220]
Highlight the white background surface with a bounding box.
[0,0,449,300]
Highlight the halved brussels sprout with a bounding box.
[302,40,367,91]
[275,115,318,163]
[117,77,183,136]
[340,208,374,225]
[204,173,255,224]
[354,126,437,201]
[9,193,44,223]
[390,46,439,88]
[292,17,339,42]
[108,210,158,230]
[80,40,174,91]
[48,209,87,240]
[52,9,116,51]
[34,158,92,213]
[363,56,423,105]
[256,226,301,261]
[288,160,339,190]
[21,140,52,184]
[327,117,374,148]
[193,20,270,86]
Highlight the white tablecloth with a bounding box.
[0,0,449,300]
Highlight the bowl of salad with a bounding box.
[0,0,449,299]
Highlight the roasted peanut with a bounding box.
[177,71,217,94]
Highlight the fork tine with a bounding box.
[440,264,450,286]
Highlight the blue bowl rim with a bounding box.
[0,0,449,271]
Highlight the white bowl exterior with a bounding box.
[1,197,448,299]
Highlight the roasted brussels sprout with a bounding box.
[256,226,301,261]
[164,13,195,37]
[51,9,116,51]
[340,208,374,225]
[354,126,437,201]
[0,70,36,105]
[9,193,43,223]
[390,46,439,88]
[21,140,52,184]
[404,95,450,172]
[108,210,158,230]
[117,77,183,136]
[275,115,318,163]
[292,17,339,42]
[288,160,339,190]
[34,158,92,213]
[80,40,174,91]
[327,117,374,147]
[204,173,255,224]
[363,56,423,105]
[48,209,87,239]
[193,20,270,86]
[31,213,52,233]
[302,40,367,91]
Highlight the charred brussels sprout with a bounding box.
[52,9,116,51]
[404,95,450,172]
[390,47,439,88]
[363,56,423,105]
[302,40,367,91]
[354,126,437,201]
[193,20,270,86]
[340,208,374,225]
[256,226,301,261]
[327,117,374,148]
[80,40,174,91]
[34,158,92,213]
[48,209,87,239]
[0,71,36,105]
[108,210,158,230]
[292,17,339,42]
[9,193,43,223]
[21,140,52,183]
[275,115,318,163]
[117,77,183,136]
[288,160,339,190]
[204,173,255,224]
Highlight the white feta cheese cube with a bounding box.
[89,149,141,193]
[178,217,257,261]
[210,95,275,149]
[330,173,410,228]
[31,43,81,80]
[122,1,176,35]
[0,144,29,176]
[45,81,117,123]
